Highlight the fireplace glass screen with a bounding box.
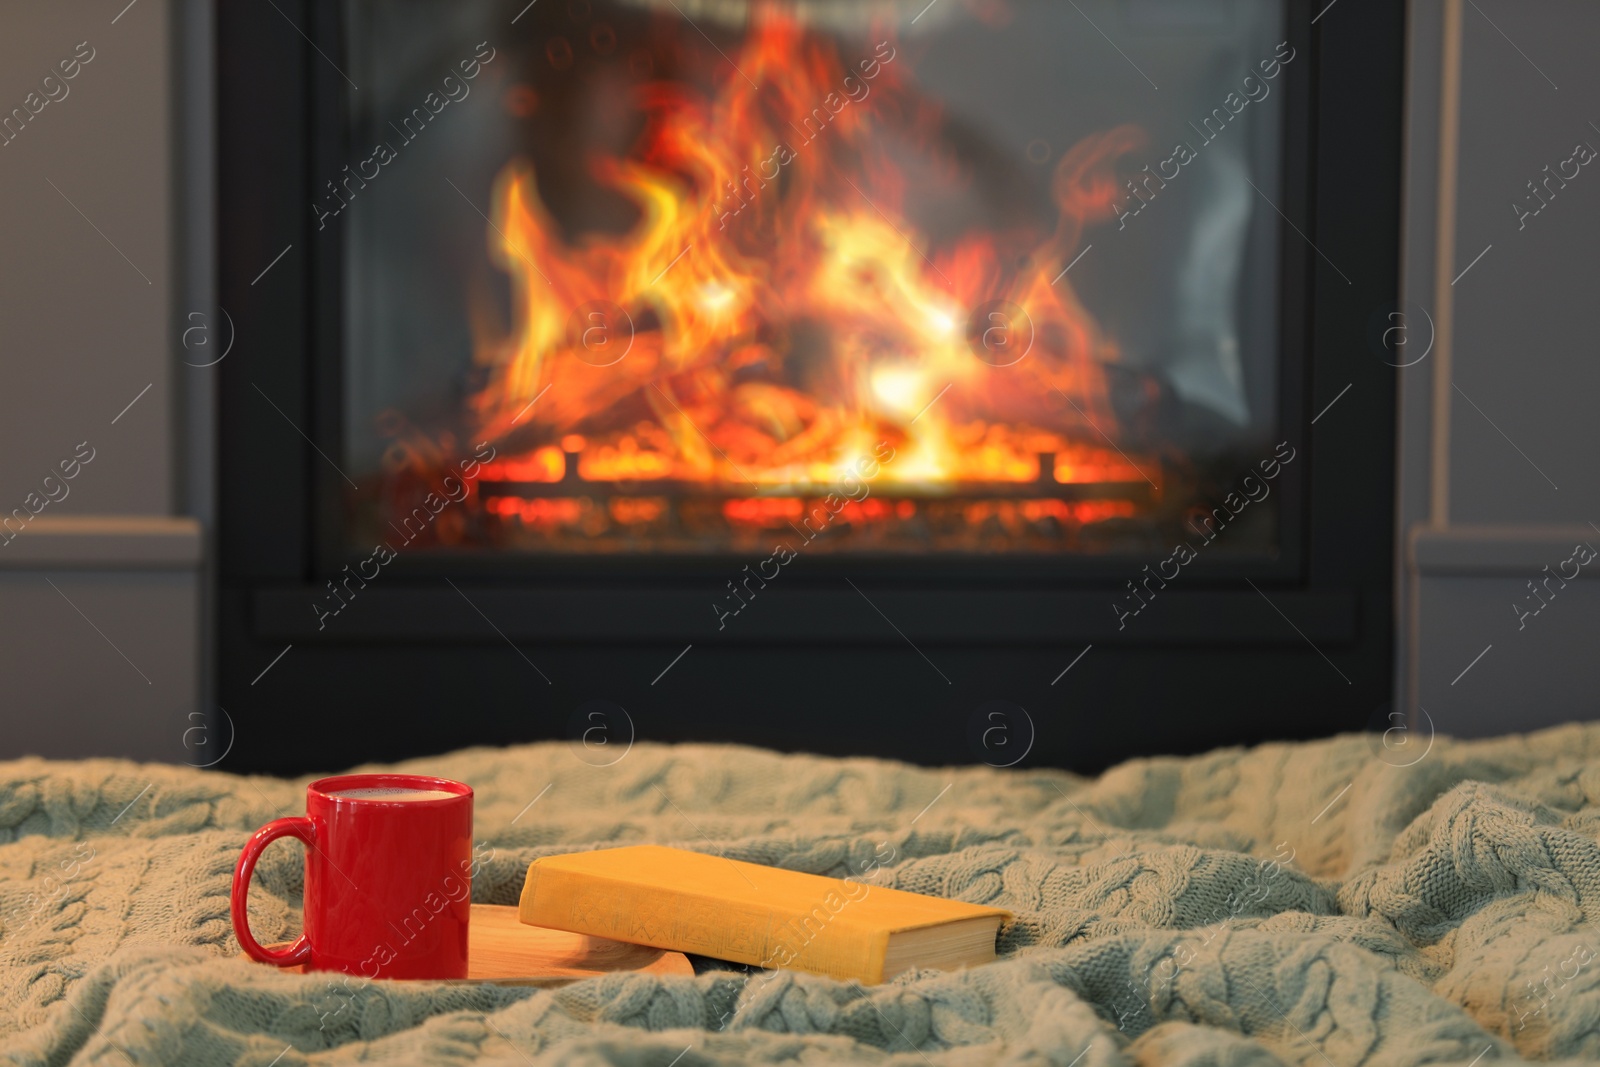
[338,0,1288,557]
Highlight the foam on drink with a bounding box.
[329,787,459,801]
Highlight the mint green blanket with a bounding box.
[4,725,1600,1065]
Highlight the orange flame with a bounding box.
[471,9,1147,492]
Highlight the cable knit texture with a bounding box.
[5,724,1600,1064]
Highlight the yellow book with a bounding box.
[517,845,1010,984]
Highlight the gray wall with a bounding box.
[0,0,205,762]
[1399,0,1600,737]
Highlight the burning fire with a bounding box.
[467,8,1151,496]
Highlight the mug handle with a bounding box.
[231,816,316,966]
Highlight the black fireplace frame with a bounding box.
[216,0,1406,776]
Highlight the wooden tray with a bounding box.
[261,904,693,986]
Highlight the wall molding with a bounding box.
[1412,523,1600,575]
[0,516,202,568]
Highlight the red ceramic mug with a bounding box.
[231,773,474,979]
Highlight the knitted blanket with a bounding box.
[5,724,1600,1066]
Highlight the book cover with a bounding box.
[517,844,1010,984]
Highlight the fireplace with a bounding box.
[339,0,1288,563]
[218,0,1405,774]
